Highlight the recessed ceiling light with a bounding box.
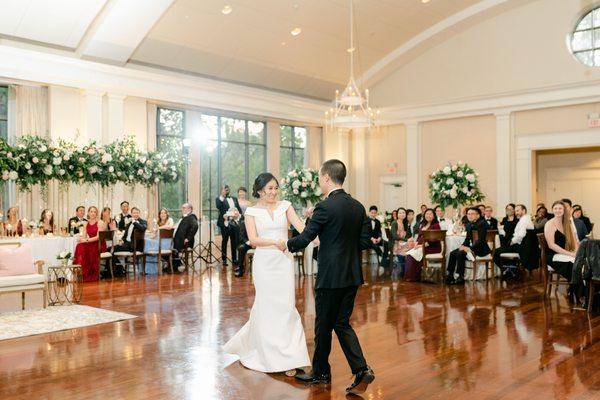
[184,15,189,19]
[281,41,287,46]
[291,27,302,36]
[347,47,355,53]
[222,5,232,14]
[421,0,431,3]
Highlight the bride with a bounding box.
[223,172,311,373]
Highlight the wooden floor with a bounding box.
[2,265,600,400]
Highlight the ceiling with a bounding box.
[0,0,509,101]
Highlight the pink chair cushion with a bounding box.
[0,243,36,276]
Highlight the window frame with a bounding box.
[279,125,307,174]
[569,5,600,67]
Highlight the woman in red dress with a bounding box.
[404,208,442,282]
[74,206,107,282]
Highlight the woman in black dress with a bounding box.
[543,200,578,281]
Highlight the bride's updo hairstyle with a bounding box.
[252,173,279,199]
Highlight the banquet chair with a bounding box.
[144,228,174,275]
[470,230,498,281]
[113,230,146,277]
[244,249,254,275]
[538,233,570,297]
[421,230,447,283]
[293,250,305,276]
[98,230,115,279]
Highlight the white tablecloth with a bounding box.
[0,236,78,273]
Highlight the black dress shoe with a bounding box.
[346,366,375,395]
[295,371,331,384]
[234,268,244,277]
[454,278,465,285]
[445,277,455,285]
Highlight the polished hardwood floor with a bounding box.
[2,265,600,399]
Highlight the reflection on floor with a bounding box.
[1,265,600,400]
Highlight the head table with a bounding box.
[0,236,78,275]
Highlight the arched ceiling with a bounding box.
[0,0,522,101]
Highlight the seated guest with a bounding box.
[238,187,252,215]
[544,200,579,284]
[446,207,490,285]
[500,203,517,247]
[116,201,131,231]
[415,204,427,224]
[404,208,441,282]
[367,205,384,263]
[390,209,398,222]
[534,205,549,232]
[39,209,55,234]
[68,206,87,235]
[434,206,449,231]
[572,204,592,236]
[111,207,147,267]
[74,206,106,282]
[100,207,117,231]
[157,207,174,229]
[484,206,498,230]
[562,198,587,241]
[477,204,486,216]
[173,203,199,270]
[537,202,554,219]
[494,204,533,279]
[5,206,23,236]
[406,209,418,237]
[391,208,410,274]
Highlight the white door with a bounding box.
[382,182,406,212]
[546,173,600,234]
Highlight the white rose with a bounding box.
[450,189,457,199]
[301,192,308,198]
[154,177,160,183]
[39,145,47,152]
[79,157,85,163]
[293,189,299,195]
[305,172,313,181]
[458,160,464,165]
[446,178,454,185]
[443,166,451,175]
[86,149,94,155]
[77,171,83,177]
[119,156,125,162]
[301,182,307,188]
[8,171,17,180]
[457,171,464,178]
[32,157,39,164]
[69,165,74,170]
[28,169,33,175]
[101,153,112,164]
[452,165,457,171]
[137,169,144,175]
[315,188,322,196]
[109,166,114,173]
[63,154,70,161]
[433,183,439,190]
[172,172,177,179]
[466,174,475,183]
[128,175,133,180]
[52,157,61,165]
[117,171,122,177]
[43,165,53,175]
[59,169,65,175]
[461,187,468,194]
[292,180,301,189]
[89,166,98,174]
[163,160,168,166]
[1,171,8,180]
[7,152,12,158]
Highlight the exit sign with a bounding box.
[588,113,600,128]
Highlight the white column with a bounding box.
[515,148,533,209]
[107,93,126,143]
[406,122,421,209]
[266,121,280,177]
[81,89,104,143]
[307,126,323,169]
[351,128,368,204]
[496,112,511,209]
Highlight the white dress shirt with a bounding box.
[126,219,138,242]
[437,217,449,231]
[511,214,534,245]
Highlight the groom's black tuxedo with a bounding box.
[287,188,370,376]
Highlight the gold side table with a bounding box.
[48,264,83,306]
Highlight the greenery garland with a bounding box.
[0,135,184,191]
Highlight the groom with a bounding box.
[287,159,375,395]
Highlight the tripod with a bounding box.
[198,153,232,269]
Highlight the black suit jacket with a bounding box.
[174,214,198,250]
[463,218,490,256]
[67,216,87,234]
[287,189,371,289]
[484,217,498,231]
[122,218,147,251]
[366,218,382,240]
[117,213,132,231]
[215,196,243,229]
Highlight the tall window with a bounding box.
[201,116,266,218]
[0,86,8,212]
[157,107,187,218]
[279,125,306,176]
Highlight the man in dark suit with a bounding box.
[287,159,375,395]
[172,203,198,271]
[415,204,427,225]
[484,206,498,230]
[67,205,87,235]
[446,207,490,285]
[117,201,131,231]
[111,207,147,275]
[366,205,384,263]
[216,185,243,266]
[234,220,252,277]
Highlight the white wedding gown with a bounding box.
[223,200,311,373]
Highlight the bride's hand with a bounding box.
[275,239,287,252]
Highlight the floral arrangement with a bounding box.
[280,167,323,208]
[56,251,72,261]
[0,135,184,191]
[428,161,485,210]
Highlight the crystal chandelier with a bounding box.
[326,0,378,130]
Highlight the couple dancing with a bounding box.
[223,159,375,395]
